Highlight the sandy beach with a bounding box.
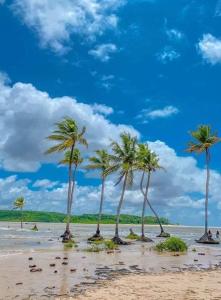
[75,270,221,300]
[1,223,221,299]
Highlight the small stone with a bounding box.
[55,256,61,259]
[63,257,68,260]
[70,268,76,272]
[54,270,58,273]
[49,263,56,267]
[28,257,33,261]
[198,253,205,256]
[62,262,68,265]
[30,268,42,272]
[16,282,23,285]
[29,265,36,268]
[194,259,198,262]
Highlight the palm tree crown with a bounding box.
[86,150,111,177]
[187,125,220,154]
[107,132,138,186]
[45,117,87,154]
[14,197,25,209]
[59,149,83,167]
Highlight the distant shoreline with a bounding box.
[0,210,171,225]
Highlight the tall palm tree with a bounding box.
[13,197,25,229]
[136,144,170,239]
[45,117,87,242]
[106,132,138,245]
[59,149,83,225]
[86,150,111,241]
[187,125,220,243]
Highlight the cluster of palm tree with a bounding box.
[45,117,169,244]
[13,196,25,229]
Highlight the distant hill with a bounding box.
[0,210,171,225]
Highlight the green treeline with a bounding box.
[0,210,170,225]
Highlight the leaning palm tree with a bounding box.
[13,197,25,229]
[59,149,83,224]
[86,150,111,241]
[45,117,87,242]
[106,132,138,245]
[136,144,170,239]
[187,125,220,244]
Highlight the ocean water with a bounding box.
[0,222,220,255]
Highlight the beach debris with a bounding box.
[16,282,23,285]
[28,257,33,261]
[198,253,205,256]
[30,268,42,272]
[29,265,36,268]
[62,262,68,265]
[63,257,68,260]
[194,259,198,262]
[70,268,76,272]
[55,256,61,259]
[54,270,58,273]
[49,263,56,267]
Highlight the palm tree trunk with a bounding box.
[21,207,23,229]
[141,172,151,237]
[114,173,128,239]
[69,165,77,219]
[96,176,105,235]
[140,171,168,237]
[205,148,210,235]
[62,144,74,242]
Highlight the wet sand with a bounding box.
[75,270,221,300]
[1,244,221,299]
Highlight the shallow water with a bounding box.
[0,222,221,255]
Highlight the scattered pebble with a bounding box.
[63,257,68,260]
[198,253,205,256]
[29,265,36,268]
[28,257,33,261]
[30,268,42,272]
[16,282,23,285]
[55,256,61,259]
[70,268,76,272]
[62,262,68,265]
[54,270,58,274]
[49,263,56,267]
[194,259,198,262]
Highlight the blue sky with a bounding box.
[1,0,221,226]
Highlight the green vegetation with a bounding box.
[13,196,25,229]
[104,240,118,250]
[155,237,188,253]
[86,239,118,252]
[64,240,76,249]
[0,210,170,224]
[126,232,140,240]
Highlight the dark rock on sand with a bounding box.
[30,268,42,272]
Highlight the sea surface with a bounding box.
[0,222,221,255]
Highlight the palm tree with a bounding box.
[106,132,138,245]
[86,150,111,241]
[59,149,83,225]
[45,117,87,242]
[187,125,220,243]
[13,197,25,229]
[136,144,170,239]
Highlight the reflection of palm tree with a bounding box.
[45,117,87,242]
[107,133,137,245]
[187,125,220,243]
[59,149,83,229]
[86,150,111,241]
[14,197,25,229]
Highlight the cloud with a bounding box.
[11,0,125,54]
[0,72,139,172]
[88,43,118,61]
[198,34,221,65]
[32,179,59,189]
[166,29,183,41]
[137,105,179,121]
[92,103,114,115]
[1,140,221,225]
[157,47,180,63]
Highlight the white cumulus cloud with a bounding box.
[198,34,221,65]
[11,0,125,54]
[137,105,179,122]
[0,72,139,172]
